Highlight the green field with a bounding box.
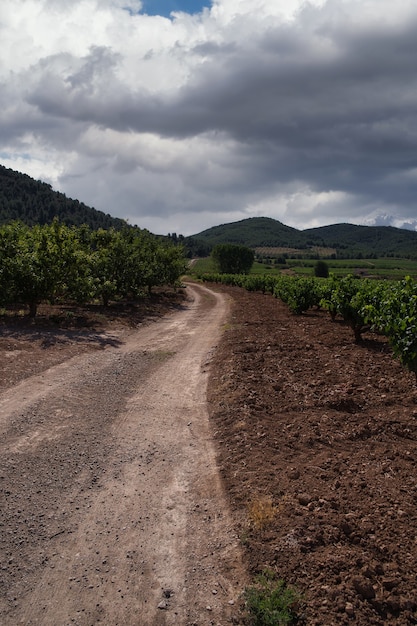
[189,257,417,280]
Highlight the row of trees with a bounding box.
[0,221,187,316]
[201,271,417,383]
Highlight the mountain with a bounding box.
[191,217,307,248]
[3,164,416,258]
[189,217,417,259]
[0,164,127,230]
[184,217,307,257]
[303,223,417,258]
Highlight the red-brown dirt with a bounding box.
[207,284,417,625]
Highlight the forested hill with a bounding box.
[0,164,126,230]
[190,217,417,258]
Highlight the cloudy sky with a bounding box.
[1,0,417,235]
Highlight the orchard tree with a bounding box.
[89,227,187,303]
[314,260,329,278]
[89,227,134,305]
[0,221,76,316]
[211,243,254,274]
[0,220,188,312]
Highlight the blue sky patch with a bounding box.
[141,0,209,18]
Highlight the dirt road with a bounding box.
[0,283,245,626]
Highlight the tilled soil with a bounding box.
[207,284,417,625]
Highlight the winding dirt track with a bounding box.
[0,283,245,625]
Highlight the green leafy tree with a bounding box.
[41,220,93,305]
[314,260,329,278]
[89,227,187,304]
[0,221,22,307]
[211,243,254,274]
[0,221,187,312]
[90,228,129,305]
[152,243,188,290]
[0,220,93,316]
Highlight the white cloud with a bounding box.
[1,0,417,234]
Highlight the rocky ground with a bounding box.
[207,284,417,625]
[1,283,417,625]
[0,285,245,626]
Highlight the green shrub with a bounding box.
[244,570,301,625]
[363,276,417,381]
[274,277,321,314]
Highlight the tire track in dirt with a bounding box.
[0,283,246,626]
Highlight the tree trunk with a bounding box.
[28,301,38,318]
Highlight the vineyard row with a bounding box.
[201,272,417,383]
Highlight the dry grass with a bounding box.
[248,495,277,530]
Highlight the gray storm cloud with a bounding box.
[1,0,417,234]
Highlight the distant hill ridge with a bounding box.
[2,165,417,258]
[0,164,126,230]
[189,217,417,259]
